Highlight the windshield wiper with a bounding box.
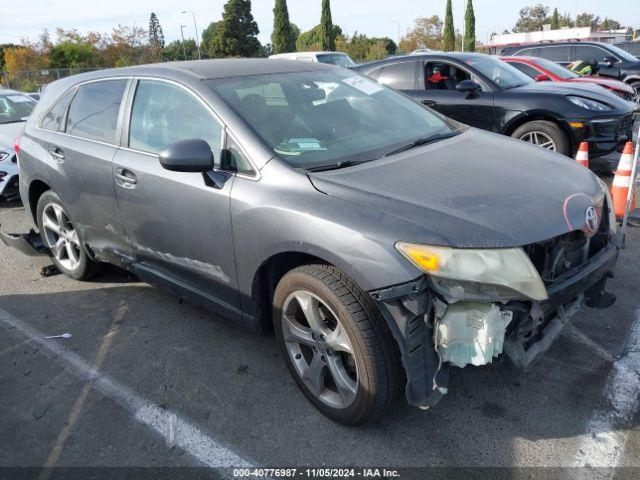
[385,131,461,157]
[306,160,368,172]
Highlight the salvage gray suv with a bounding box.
[8,60,619,425]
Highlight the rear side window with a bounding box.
[129,80,223,157]
[41,89,76,132]
[538,46,571,62]
[517,47,541,57]
[377,61,418,90]
[66,80,127,143]
[575,46,617,64]
[508,62,541,79]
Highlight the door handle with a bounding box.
[421,99,437,107]
[115,168,137,185]
[49,146,65,161]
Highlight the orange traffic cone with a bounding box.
[575,142,589,168]
[611,142,636,219]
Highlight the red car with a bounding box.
[501,56,637,103]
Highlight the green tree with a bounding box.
[575,13,600,28]
[272,0,296,54]
[290,23,301,46]
[320,0,335,51]
[443,0,455,51]
[463,0,475,52]
[600,18,622,31]
[513,4,549,32]
[296,24,342,51]
[164,39,198,61]
[201,21,221,57]
[148,13,165,50]
[551,8,560,30]
[211,0,262,57]
[49,41,96,68]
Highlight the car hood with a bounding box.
[510,81,632,108]
[0,121,25,150]
[567,76,635,94]
[308,129,606,248]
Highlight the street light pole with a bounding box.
[179,25,187,60]
[182,10,201,60]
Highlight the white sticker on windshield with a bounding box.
[7,95,32,103]
[342,76,383,95]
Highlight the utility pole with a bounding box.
[182,10,201,60]
[180,25,187,60]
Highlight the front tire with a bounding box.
[36,190,99,280]
[273,264,402,425]
[512,120,570,156]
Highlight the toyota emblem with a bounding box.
[585,206,600,234]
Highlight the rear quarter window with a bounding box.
[65,80,127,143]
[40,89,76,132]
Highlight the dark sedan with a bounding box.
[5,59,619,425]
[354,53,637,158]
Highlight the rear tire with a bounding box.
[273,264,402,425]
[36,190,99,281]
[512,120,570,157]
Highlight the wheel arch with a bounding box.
[27,179,52,224]
[503,112,575,155]
[250,251,334,334]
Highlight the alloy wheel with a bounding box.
[41,203,82,271]
[281,291,358,409]
[519,131,557,151]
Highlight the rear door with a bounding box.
[39,78,133,266]
[574,45,622,79]
[537,45,572,67]
[112,78,242,317]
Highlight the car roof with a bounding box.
[505,41,611,49]
[55,58,338,84]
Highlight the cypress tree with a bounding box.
[211,0,262,57]
[443,0,455,52]
[272,0,296,53]
[149,12,165,50]
[551,8,560,30]
[320,0,335,51]
[463,0,475,52]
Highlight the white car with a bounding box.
[0,90,36,201]
[269,51,356,68]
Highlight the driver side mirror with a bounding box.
[455,79,482,97]
[602,56,617,68]
[159,139,214,173]
[534,74,551,82]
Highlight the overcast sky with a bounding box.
[2,0,639,47]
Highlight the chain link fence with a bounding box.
[1,68,99,92]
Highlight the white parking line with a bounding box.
[571,305,640,475]
[0,308,255,473]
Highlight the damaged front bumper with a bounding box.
[371,242,618,410]
[0,226,49,256]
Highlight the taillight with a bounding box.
[13,137,20,154]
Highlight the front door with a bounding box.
[412,61,495,131]
[113,79,241,316]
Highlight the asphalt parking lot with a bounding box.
[1,186,639,477]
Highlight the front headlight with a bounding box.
[0,151,10,162]
[396,242,548,301]
[567,95,612,111]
